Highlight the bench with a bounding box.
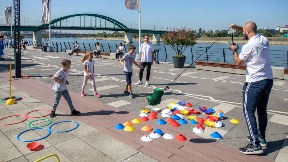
[196,61,288,80]
[100,52,116,60]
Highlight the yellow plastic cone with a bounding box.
[187,115,197,120]
[124,126,135,132]
[230,118,240,124]
[140,108,150,114]
[131,118,141,124]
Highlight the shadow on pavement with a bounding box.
[189,138,217,143]
[261,138,287,156]
[57,110,129,117]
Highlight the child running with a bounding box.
[81,52,101,97]
[50,59,80,118]
[120,45,143,98]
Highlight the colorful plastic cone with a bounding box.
[189,119,198,124]
[214,121,223,128]
[178,119,188,125]
[124,126,135,132]
[156,119,167,125]
[176,106,186,110]
[26,142,42,151]
[185,103,192,107]
[171,114,181,120]
[149,132,161,139]
[149,114,158,120]
[204,120,215,127]
[205,108,215,114]
[178,101,186,106]
[170,121,180,127]
[151,107,161,111]
[161,109,172,114]
[161,113,171,118]
[210,132,222,140]
[163,133,174,140]
[114,124,124,130]
[139,113,148,117]
[196,118,204,125]
[131,118,141,124]
[166,118,176,123]
[193,126,204,134]
[140,108,150,114]
[123,121,133,127]
[154,129,164,136]
[140,116,149,122]
[230,118,240,124]
[187,115,197,120]
[150,111,158,116]
[218,112,225,118]
[141,125,153,132]
[141,135,153,142]
[172,110,180,114]
[175,134,187,141]
[189,109,200,114]
[176,114,184,119]
[180,110,189,115]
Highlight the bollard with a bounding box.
[154,49,160,64]
[83,43,86,51]
[56,43,58,53]
[164,45,167,62]
[190,47,193,63]
[89,43,92,51]
[108,44,111,53]
[223,48,226,62]
[206,47,209,61]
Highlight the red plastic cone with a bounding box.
[140,116,149,122]
[175,134,187,141]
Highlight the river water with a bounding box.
[26,38,288,67]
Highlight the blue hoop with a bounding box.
[17,128,51,142]
[49,120,79,133]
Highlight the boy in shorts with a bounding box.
[120,45,143,98]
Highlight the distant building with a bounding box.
[275,25,288,33]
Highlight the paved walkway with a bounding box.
[0,48,287,162]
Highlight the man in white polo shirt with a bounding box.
[135,35,154,86]
[230,21,273,155]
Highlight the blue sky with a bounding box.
[0,0,288,31]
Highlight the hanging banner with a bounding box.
[5,7,12,26]
[42,0,50,24]
[125,0,139,10]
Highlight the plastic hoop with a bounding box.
[0,114,27,126]
[17,128,51,142]
[49,120,79,133]
[28,118,52,129]
[25,109,52,118]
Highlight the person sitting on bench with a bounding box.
[116,43,124,60]
[93,42,102,58]
[68,41,81,56]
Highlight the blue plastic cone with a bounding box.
[190,119,198,124]
[171,114,181,120]
[156,119,167,125]
[114,124,124,130]
[210,132,222,139]
[178,101,186,106]
[178,119,188,125]
[154,129,164,136]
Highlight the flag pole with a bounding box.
[10,6,13,38]
[48,0,51,52]
[138,0,142,53]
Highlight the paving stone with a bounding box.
[3,127,52,155]
[0,131,23,161]
[108,100,131,108]
[24,146,72,162]
[55,138,114,162]
[269,114,288,126]
[79,131,139,161]
[275,135,288,162]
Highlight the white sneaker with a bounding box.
[135,81,143,85]
[144,81,150,87]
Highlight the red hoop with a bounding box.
[25,109,52,118]
[0,114,27,126]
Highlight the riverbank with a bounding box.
[78,36,288,45]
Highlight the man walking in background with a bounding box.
[135,35,154,87]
